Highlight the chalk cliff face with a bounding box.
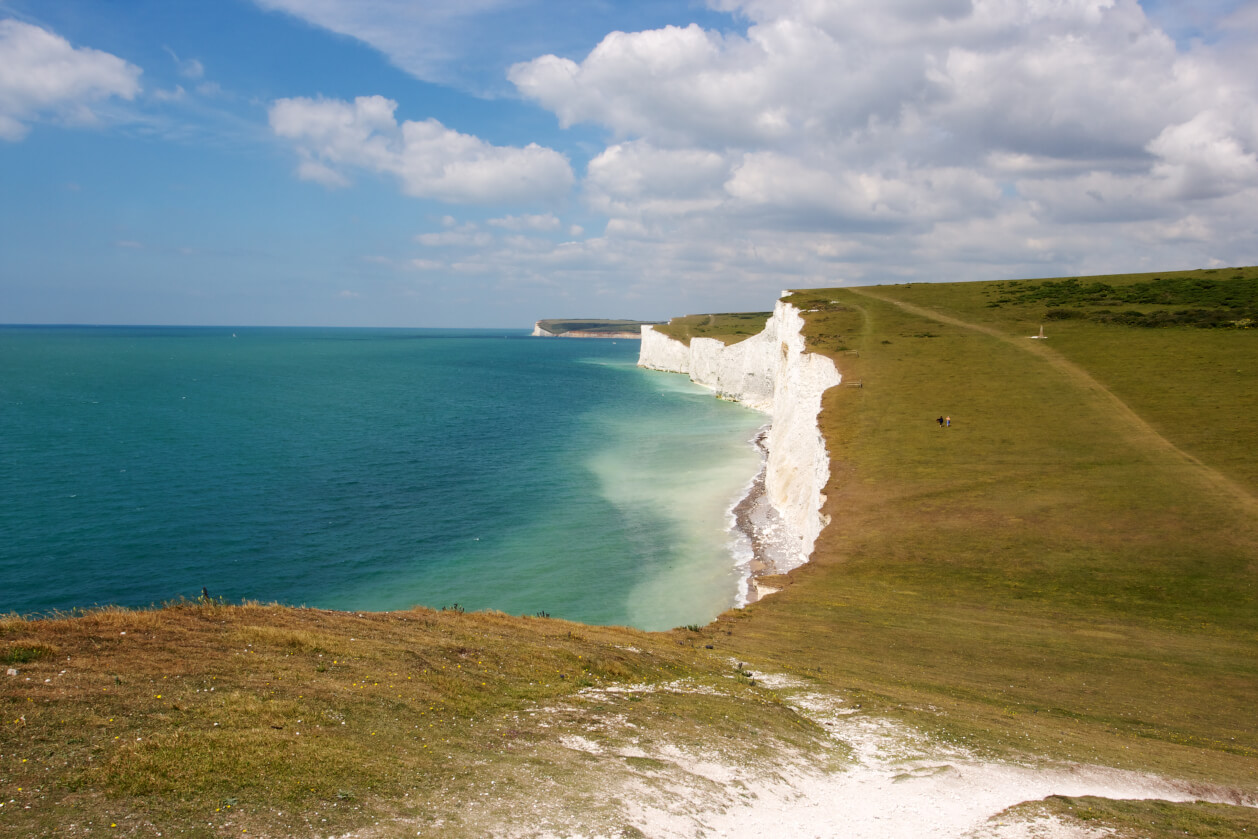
[638,298,841,568]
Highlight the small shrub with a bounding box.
[1044,308,1087,320]
[3,643,56,664]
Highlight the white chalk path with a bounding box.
[565,671,1253,839]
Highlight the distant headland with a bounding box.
[532,318,662,339]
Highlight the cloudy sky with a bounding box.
[2,0,1256,327]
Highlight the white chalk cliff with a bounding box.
[638,297,841,570]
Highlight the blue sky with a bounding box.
[1,0,1256,326]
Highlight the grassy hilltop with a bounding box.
[650,311,773,345]
[722,267,1258,769]
[4,267,1258,837]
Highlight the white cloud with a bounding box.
[0,20,141,141]
[268,95,574,204]
[163,46,205,80]
[151,85,187,103]
[195,81,225,98]
[415,229,494,247]
[723,153,1003,229]
[252,0,514,86]
[510,23,806,147]
[487,213,562,231]
[585,141,732,218]
[1147,111,1258,200]
[511,0,1212,163]
[497,0,1258,301]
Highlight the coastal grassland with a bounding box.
[1003,795,1258,837]
[706,275,1258,806]
[872,267,1258,494]
[651,311,772,345]
[1,602,829,837]
[6,270,1258,836]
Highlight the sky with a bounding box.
[1,0,1256,327]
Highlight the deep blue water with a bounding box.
[0,326,763,629]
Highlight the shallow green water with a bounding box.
[0,326,763,629]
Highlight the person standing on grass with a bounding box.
[946,416,951,427]
[937,416,945,427]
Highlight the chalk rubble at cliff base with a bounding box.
[638,296,841,579]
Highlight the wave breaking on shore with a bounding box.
[728,426,802,606]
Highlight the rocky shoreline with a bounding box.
[638,296,842,604]
[731,428,797,603]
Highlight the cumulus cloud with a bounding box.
[724,153,1003,231]
[0,20,141,141]
[487,213,562,231]
[268,95,574,204]
[415,227,494,247]
[510,23,811,147]
[1147,111,1258,201]
[585,141,732,217]
[499,0,1258,294]
[511,0,1218,163]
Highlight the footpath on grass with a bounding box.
[846,286,1258,518]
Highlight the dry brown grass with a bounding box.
[1,601,827,836]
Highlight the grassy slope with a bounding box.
[4,269,1257,836]
[708,275,1258,790]
[2,604,824,836]
[1005,796,1258,838]
[651,311,772,345]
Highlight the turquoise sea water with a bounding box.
[0,327,764,630]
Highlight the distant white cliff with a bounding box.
[533,320,652,339]
[638,297,841,571]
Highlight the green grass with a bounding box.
[706,274,1258,789]
[651,311,772,345]
[870,272,1258,493]
[1005,796,1258,838]
[0,603,827,836]
[4,267,1258,835]
[986,266,1258,328]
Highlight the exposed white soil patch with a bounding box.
[343,668,1253,838]
[530,669,1252,839]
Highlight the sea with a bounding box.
[0,326,766,630]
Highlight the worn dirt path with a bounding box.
[844,287,1258,518]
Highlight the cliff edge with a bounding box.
[638,296,841,570]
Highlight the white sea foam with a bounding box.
[584,370,765,630]
[639,300,843,603]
